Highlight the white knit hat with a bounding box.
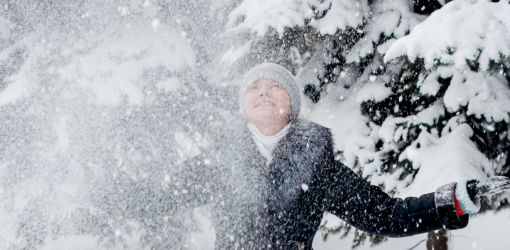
[238,63,301,122]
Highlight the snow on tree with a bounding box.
[221,0,368,78]
[377,0,510,196]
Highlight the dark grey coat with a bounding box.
[172,119,468,249]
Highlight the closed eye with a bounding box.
[271,83,282,89]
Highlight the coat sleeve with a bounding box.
[321,160,469,237]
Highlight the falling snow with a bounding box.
[1,0,510,249]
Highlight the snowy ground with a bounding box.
[314,210,510,250]
[187,208,510,250]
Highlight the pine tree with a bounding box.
[377,0,510,204]
[358,0,510,248]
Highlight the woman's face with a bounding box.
[244,79,291,126]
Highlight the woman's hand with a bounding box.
[466,176,510,199]
[456,176,510,215]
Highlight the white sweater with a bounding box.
[247,123,291,163]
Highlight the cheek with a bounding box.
[275,93,291,115]
[244,93,256,106]
[278,106,291,116]
[275,92,291,107]
[244,94,258,113]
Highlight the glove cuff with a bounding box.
[435,183,469,229]
[455,179,480,214]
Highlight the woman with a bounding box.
[175,63,510,249]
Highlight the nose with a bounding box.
[258,86,270,97]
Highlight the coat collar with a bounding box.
[267,119,333,205]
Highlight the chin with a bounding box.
[248,114,276,123]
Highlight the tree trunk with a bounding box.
[426,229,448,250]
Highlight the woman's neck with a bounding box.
[252,121,289,136]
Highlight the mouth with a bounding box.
[255,101,275,107]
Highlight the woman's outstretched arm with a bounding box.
[321,160,468,237]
